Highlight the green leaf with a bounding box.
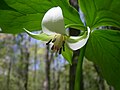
[85,29,120,90]
[0,0,84,34]
[0,10,44,34]
[0,0,14,10]
[62,44,73,65]
[79,0,120,29]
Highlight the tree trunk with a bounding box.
[7,58,12,90]
[94,64,105,90]
[69,1,80,90]
[24,37,30,90]
[19,34,30,90]
[69,0,84,90]
[24,49,30,90]
[33,41,37,90]
[56,59,60,90]
[19,34,24,90]
[69,49,80,90]
[51,58,56,90]
[44,45,50,90]
[109,86,114,90]
[56,72,60,90]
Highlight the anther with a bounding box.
[59,48,62,54]
[51,45,54,50]
[62,41,65,51]
[52,38,56,43]
[46,39,52,45]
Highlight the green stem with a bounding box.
[74,45,86,90]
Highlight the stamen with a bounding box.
[51,45,54,50]
[62,41,65,51]
[46,39,52,45]
[56,48,59,53]
[52,38,56,43]
[59,48,62,54]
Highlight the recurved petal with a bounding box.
[23,28,54,41]
[67,27,90,50]
[42,6,66,35]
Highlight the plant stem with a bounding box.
[74,45,86,90]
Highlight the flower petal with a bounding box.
[67,27,90,50]
[42,6,66,35]
[23,28,54,41]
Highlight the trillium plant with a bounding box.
[24,7,91,90]
[0,0,120,90]
[24,7,90,54]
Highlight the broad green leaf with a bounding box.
[0,0,84,34]
[0,0,14,10]
[85,29,120,90]
[0,10,44,33]
[62,44,73,65]
[79,0,120,29]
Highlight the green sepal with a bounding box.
[23,28,54,41]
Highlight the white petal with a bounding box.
[67,27,90,50]
[42,6,66,35]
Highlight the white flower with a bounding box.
[23,6,90,54]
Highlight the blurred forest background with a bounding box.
[0,33,114,90]
[0,0,117,90]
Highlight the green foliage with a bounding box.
[0,0,120,89]
[62,44,73,64]
[0,0,83,33]
[78,0,120,89]
[74,46,86,90]
[0,0,14,10]
[85,30,120,90]
[79,0,120,29]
